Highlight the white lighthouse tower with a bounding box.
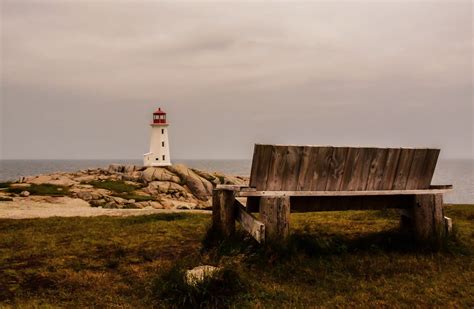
[143,107,171,167]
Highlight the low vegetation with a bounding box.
[0,205,472,307]
[6,183,70,196]
[87,179,141,193]
[0,182,12,189]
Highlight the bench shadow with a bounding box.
[202,224,468,264]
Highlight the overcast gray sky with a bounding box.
[1,0,472,160]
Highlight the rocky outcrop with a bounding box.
[167,164,213,201]
[3,163,249,211]
[141,167,181,183]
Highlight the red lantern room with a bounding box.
[152,107,167,124]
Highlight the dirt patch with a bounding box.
[0,197,210,219]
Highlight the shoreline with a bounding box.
[0,163,246,218]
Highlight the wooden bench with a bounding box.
[212,144,453,244]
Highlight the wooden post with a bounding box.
[212,189,236,238]
[412,194,445,243]
[259,197,290,242]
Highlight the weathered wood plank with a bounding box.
[380,148,402,189]
[259,196,290,241]
[406,149,428,189]
[326,147,349,191]
[235,199,265,243]
[296,146,318,190]
[212,189,236,237]
[365,148,389,190]
[281,146,304,190]
[249,144,261,188]
[340,148,362,190]
[265,146,288,190]
[393,149,416,189]
[418,149,440,189]
[312,147,333,191]
[254,145,273,190]
[358,148,377,190]
[236,186,453,197]
[412,194,445,243]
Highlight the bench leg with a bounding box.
[212,189,236,238]
[411,194,446,243]
[259,197,290,242]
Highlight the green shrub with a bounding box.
[114,193,155,202]
[148,264,247,308]
[7,184,70,196]
[88,180,139,193]
[0,182,12,189]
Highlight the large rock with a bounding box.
[27,174,77,187]
[167,164,213,201]
[108,164,124,173]
[147,181,187,194]
[141,167,181,183]
[123,165,137,174]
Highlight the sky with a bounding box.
[1,0,472,160]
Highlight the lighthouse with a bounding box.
[143,107,171,167]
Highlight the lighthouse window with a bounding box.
[156,158,159,161]
[162,141,165,147]
[161,129,164,134]
[163,155,166,161]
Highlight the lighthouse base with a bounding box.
[143,153,172,167]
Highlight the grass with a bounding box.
[87,180,154,202]
[87,180,140,194]
[115,193,156,202]
[0,182,12,189]
[6,183,70,196]
[0,205,472,307]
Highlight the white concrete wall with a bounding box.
[143,124,171,167]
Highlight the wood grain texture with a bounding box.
[249,145,440,192]
[325,147,349,191]
[235,199,265,243]
[412,194,445,242]
[249,144,261,188]
[236,187,452,197]
[265,146,288,190]
[312,147,334,191]
[281,146,304,190]
[365,148,389,190]
[212,189,236,237]
[340,148,362,190]
[259,197,290,241]
[392,149,416,189]
[358,148,377,190]
[406,149,428,189]
[296,146,318,190]
[418,149,440,189]
[253,145,273,190]
[380,148,402,189]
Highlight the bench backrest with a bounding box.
[249,144,440,191]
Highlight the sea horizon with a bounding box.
[1,158,472,204]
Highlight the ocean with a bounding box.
[0,159,472,204]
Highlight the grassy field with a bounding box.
[0,205,472,308]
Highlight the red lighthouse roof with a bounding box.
[153,107,166,115]
[152,107,167,125]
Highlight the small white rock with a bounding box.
[20,191,30,197]
[185,265,220,286]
